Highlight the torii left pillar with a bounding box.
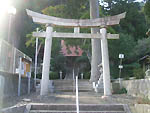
[100,27,112,97]
[40,25,53,95]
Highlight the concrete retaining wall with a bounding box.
[122,79,150,99]
[0,71,35,108]
[134,104,150,113]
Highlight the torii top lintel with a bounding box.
[26,9,126,28]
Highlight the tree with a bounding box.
[144,1,150,19]
[8,0,52,52]
[99,0,148,78]
[108,33,136,78]
[42,0,103,82]
[103,0,147,41]
[89,0,102,82]
[24,0,148,80]
[134,38,150,58]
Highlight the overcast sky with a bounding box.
[136,0,144,2]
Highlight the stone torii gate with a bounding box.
[26,9,126,96]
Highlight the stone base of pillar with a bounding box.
[101,95,112,99]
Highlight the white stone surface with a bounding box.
[134,104,150,113]
[100,28,112,96]
[122,79,150,98]
[40,26,53,95]
[26,9,126,28]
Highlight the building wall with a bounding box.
[0,71,35,108]
[122,79,150,99]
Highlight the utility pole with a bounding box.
[89,0,102,82]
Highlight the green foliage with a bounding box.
[42,2,92,54]
[104,0,147,41]
[51,39,62,58]
[134,38,150,58]
[118,88,127,94]
[75,56,89,63]
[50,55,67,72]
[123,63,140,77]
[133,67,145,79]
[83,71,91,79]
[49,72,59,80]
[99,0,148,79]
[144,1,150,19]
[22,0,149,80]
[113,87,127,94]
[36,73,42,79]
[62,0,89,19]
[42,0,89,19]
[109,33,136,78]
[42,5,66,18]
[31,72,42,79]
[109,33,136,60]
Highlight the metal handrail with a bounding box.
[76,76,79,113]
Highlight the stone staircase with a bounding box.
[53,79,93,92]
[25,104,131,113]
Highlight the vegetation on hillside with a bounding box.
[7,0,150,79]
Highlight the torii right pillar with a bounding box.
[100,27,112,97]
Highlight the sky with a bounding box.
[137,0,143,1]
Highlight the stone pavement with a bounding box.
[2,90,138,110]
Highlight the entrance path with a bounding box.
[2,91,138,110]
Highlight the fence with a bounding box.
[0,39,32,74]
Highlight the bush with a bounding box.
[37,73,42,79]
[124,76,130,80]
[133,68,145,79]
[113,87,127,94]
[31,72,42,79]
[83,71,91,79]
[49,71,59,79]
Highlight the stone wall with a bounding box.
[0,71,35,108]
[134,104,150,113]
[121,79,150,99]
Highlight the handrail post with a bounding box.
[18,57,22,96]
[76,76,79,113]
[73,69,75,92]
[34,37,38,88]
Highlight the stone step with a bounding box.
[30,110,126,113]
[53,80,91,85]
[54,87,93,92]
[53,80,93,92]
[54,84,92,87]
[36,86,93,92]
[30,104,125,111]
[27,104,131,113]
[55,86,92,90]
[53,80,74,84]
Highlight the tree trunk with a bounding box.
[89,0,102,82]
